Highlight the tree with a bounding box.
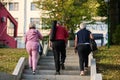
[97,0,120,45]
[112,25,120,45]
[97,0,107,17]
[34,0,99,31]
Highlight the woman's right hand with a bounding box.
[74,47,77,54]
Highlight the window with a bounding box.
[7,18,18,37]
[9,2,19,11]
[31,2,39,11]
[2,2,7,8]
[30,18,40,29]
[7,18,14,36]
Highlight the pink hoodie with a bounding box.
[25,29,43,72]
[25,29,43,43]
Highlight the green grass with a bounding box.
[0,45,120,79]
[0,48,28,74]
[95,45,120,80]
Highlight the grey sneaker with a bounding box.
[55,72,60,75]
[32,71,35,75]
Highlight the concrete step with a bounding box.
[36,65,80,70]
[46,51,76,56]
[46,50,54,56]
[23,70,83,75]
[40,56,79,60]
[21,74,90,80]
[21,47,90,80]
[38,62,79,66]
[39,59,79,63]
[25,64,80,70]
[47,49,75,52]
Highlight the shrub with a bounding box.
[68,32,75,40]
[112,25,120,44]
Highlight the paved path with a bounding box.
[21,47,90,80]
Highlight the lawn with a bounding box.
[0,48,28,74]
[0,45,120,79]
[95,45,120,80]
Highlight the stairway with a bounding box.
[21,47,90,80]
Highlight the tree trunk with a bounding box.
[109,0,120,44]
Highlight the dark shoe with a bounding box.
[60,62,63,65]
[29,67,32,70]
[55,72,60,75]
[61,64,65,70]
[84,67,88,72]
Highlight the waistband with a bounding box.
[78,43,90,45]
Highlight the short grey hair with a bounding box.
[80,23,86,29]
[57,21,61,25]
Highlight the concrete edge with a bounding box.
[95,74,102,80]
[91,58,96,80]
[11,42,48,80]
[88,52,93,66]
[43,41,48,56]
[12,57,27,80]
[89,54,102,80]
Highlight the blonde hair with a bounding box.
[80,23,86,29]
[29,23,36,29]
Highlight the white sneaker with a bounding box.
[80,71,85,76]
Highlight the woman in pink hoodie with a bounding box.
[25,23,43,75]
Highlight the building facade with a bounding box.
[2,0,49,48]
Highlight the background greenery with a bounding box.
[34,0,99,31]
[95,45,120,80]
[112,25,120,44]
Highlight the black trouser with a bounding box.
[77,44,91,71]
[52,40,66,72]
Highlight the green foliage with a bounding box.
[34,0,100,31]
[68,34,75,40]
[43,35,49,41]
[97,0,107,17]
[112,25,120,44]
[68,29,75,40]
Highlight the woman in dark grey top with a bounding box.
[74,23,93,76]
